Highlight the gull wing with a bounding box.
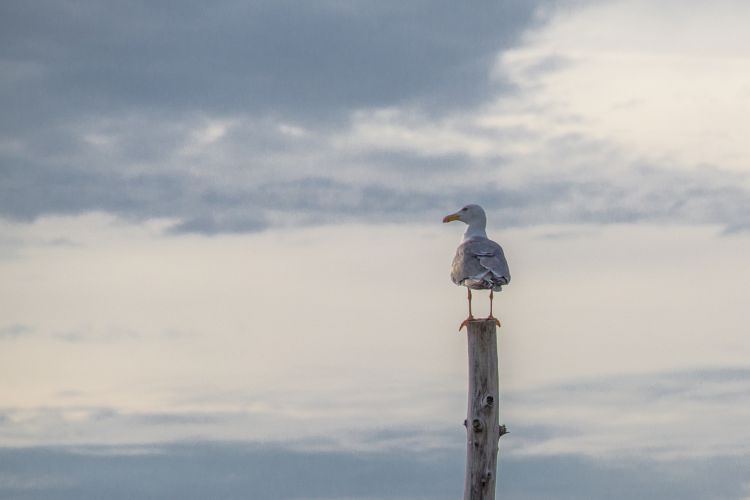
[450,237,511,290]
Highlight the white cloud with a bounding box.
[1,216,749,458]
[496,0,750,174]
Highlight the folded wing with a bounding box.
[450,238,511,291]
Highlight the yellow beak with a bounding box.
[442,213,460,223]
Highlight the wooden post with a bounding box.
[463,319,504,500]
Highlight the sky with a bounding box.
[1,0,749,498]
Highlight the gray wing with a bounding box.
[450,238,511,290]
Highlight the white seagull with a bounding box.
[443,204,511,330]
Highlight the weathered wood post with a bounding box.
[463,319,505,500]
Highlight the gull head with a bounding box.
[442,204,486,226]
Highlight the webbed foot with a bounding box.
[459,315,475,331]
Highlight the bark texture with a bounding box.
[463,319,501,500]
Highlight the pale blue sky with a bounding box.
[2,1,750,498]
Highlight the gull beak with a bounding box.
[443,213,460,223]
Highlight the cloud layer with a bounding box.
[2,408,749,500]
[4,368,750,462]
[3,1,748,233]
[2,0,544,124]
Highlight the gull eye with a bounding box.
[461,207,467,212]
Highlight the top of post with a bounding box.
[463,318,501,332]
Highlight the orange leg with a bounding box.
[487,289,502,328]
[459,288,475,331]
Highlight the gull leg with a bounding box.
[459,288,475,331]
[487,289,502,328]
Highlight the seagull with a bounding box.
[443,204,511,330]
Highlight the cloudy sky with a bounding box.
[1,0,749,498]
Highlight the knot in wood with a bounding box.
[481,470,493,484]
[484,395,494,408]
[471,418,483,432]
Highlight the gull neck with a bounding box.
[463,224,487,242]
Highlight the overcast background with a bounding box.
[2,1,749,498]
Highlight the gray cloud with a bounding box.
[3,122,749,234]
[1,0,558,232]
[0,441,747,500]
[0,324,33,340]
[1,0,547,129]
[4,149,749,234]
[51,326,141,344]
[3,369,750,495]
[2,1,749,235]
[505,368,750,460]
[3,368,749,457]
